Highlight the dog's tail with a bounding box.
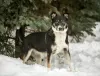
[15,25,26,58]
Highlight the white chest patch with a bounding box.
[51,30,68,54]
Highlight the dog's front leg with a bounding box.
[47,51,52,69]
[64,48,73,71]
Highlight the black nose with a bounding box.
[59,28,64,31]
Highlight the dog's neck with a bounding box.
[46,28,68,43]
[49,27,68,43]
[54,30,67,43]
[47,27,68,37]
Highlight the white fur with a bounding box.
[51,26,68,54]
[31,49,47,60]
[23,49,33,63]
[23,48,47,64]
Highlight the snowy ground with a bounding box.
[0,23,100,76]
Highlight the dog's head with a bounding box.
[51,12,69,32]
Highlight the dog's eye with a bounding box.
[62,21,67,25]
[62,23,66,26]
[56,20,59,22]
[53,23,58,26]
[55,22,59,25]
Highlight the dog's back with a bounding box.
[22,32,47,53]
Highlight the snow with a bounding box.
[0,23,100,76]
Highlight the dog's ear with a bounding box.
[51,12,57,19]
[63,13,68,19]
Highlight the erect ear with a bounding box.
[51,12,57,19]
[63,13,68,19]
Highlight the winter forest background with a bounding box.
[0,0,100,57]
[0,0,100,76]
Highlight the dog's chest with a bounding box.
[51,32,68,54]
[55,32,66,44]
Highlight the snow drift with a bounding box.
[0,23,100,76]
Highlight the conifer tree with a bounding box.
[0,0,100,56]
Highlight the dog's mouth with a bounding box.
[53,27,65,31]
[58,28,64,31]
[52,26,68,32]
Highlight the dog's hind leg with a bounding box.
[31,49,42,65]
[23,49,33,63]
[36,55,42,64]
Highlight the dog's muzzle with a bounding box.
[58,27,64,31]
[58,26,65,31]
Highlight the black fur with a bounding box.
[21,12,72,70]
[22,29,55,54]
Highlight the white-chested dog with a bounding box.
[21,12,72,71]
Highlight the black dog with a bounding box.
[21,12,72,70]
